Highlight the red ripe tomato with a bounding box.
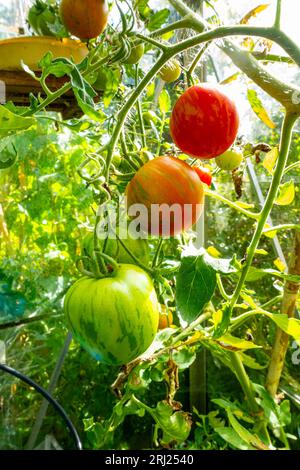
[193,166,212,186]
[126,156,204,237]
[170,84,239,159]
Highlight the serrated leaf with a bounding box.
[266,314,300,341]
[240,4,270,24]
[147,9,170,31]
[159,89,171,114]
[172,347,196,370]
[216,334,261,351]
[227,410,270,450]
[263,147,278,174]
[238,352,267,369]
[247,89,276,129]
[275,180,295,206]
[153,401,192,444]
[215,426,255,450]
[0,106,35,136]
[212,398,254,423]
[212,303,232,338]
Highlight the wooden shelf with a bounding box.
[0,69,82,119]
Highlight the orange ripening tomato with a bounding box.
[158,310,173,329]
[170,84,239,159]
[60,0,109,40]
[126,156,204,237]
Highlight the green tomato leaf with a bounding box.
[214,426,256,450]
[238,352,267,370]
[275,180,295,206]
[172,347,196,370]
[147,9,170,31]
[176,250,217,323]
[212,303,232,338]
[227,409,270,449]
[0,106,35,136]
[153,401,192,444]
[266,313,300,341]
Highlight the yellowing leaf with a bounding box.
[235,201,255,209]
[241,36,255,50]
[273,257,286,272]
[219,72,240,85]
[241,292,258,309]
[263,223,277,239]
[247,89,276,129]
[216,334,261,351]
[275,180,295,206]
[263,147,278,174]
[213,309,223,328]
[254,248,268,255]
[207,246,221,258]
[159,89,171,114]
[266,314,300,341]
[240,4,270,24]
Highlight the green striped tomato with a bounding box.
[64,265,159,365]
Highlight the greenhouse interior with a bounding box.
[0,0,300,453]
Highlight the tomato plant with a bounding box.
[126,156,204,236]
[64,264,159,365]
[60,0,109,39]
[1,0,300,453]
[170,85,239,159]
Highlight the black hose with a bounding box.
[0,363,82,450]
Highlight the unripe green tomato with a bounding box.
[158,59,181,83]
[142,110,160,125]
[93,67,121,91]
[124,43,145,65]
[215,149,243,170]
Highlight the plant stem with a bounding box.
[274,0,282,29]
[263,224,300,234]
[205,189,259,219]
[266,230,300,397]
[105,53,172,179]
[135,66,147,149]
[230,113,298,308]
[230,352,258,412]
[152,239,163,268]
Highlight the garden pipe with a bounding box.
[25,331,73,450]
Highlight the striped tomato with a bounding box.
[170,85,239,159]
[64,265,159,365]
[126,156,204,237]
